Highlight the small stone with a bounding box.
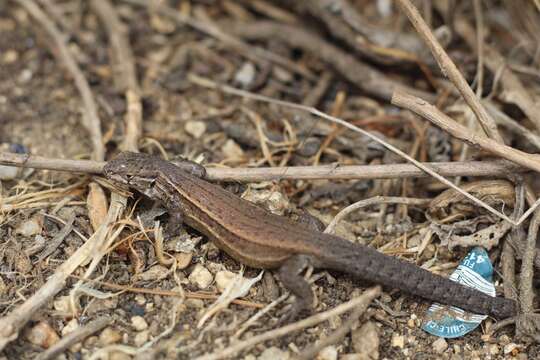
[432,338,448,354]
[234,62,256,87]
[258,346,289,360]
[188,264,213,289]
[185,121,207,139]
[99,327,122,346]
[18,69,33,83]
[2,50,17,64]
[185,299,205,309]
[242,189,289,216]
[221,139,244,159]
[135,294,146,306]
[317,346,337,360]
[131,316,148,331]
[503,343,519,355]
[86,297,118,315]
[15,215,43,237]
[61,319,79,336]
[26,322,60,349]
[134,330,149,346]
[174,252,192,269]
[489,344,500,355]
[134,265,169,282]
[352,321,379,358]
[391,334,405,349]
[215,270,236,292]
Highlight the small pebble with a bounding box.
[185,298,205,309]
[185,121,206,139]
[135,294,146,306]
[317,346,337,360]
[26,322,60,349]
[99,327,122,346]
[61,319,79,336]
[258,346,289,360]
[15,215,43,237]
[504,343,519,355]
[391,334,405,349]
[221,139,244,159]
[234,62,256,87]
[134,265,169,282]
[131,316,148,331]
[215,270,236,292]
[188,264,213,289]
[489,344,500,355]
[432,338,448,354]
[242,189,289,216]
[134,330,149,346]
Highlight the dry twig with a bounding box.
[0,152,528,181]
[392,91,540,173]
[395,0,503,143]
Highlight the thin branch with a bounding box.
[392,91,540,173]
[395,0,503,143]
[0,152,529,181]
[519,209,540,313]
[453,15,540,132]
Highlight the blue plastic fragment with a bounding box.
[422,247,496,338]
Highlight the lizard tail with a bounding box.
[318,239,517,319]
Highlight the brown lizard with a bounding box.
[103,152,517,320]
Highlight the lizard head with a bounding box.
[103,152,160,192]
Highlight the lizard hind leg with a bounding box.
[277,254,316,324]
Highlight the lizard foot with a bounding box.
[276,299,311,326]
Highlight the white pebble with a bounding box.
[432,338,448,354]
[215,270,236,292]
[185,121,206,139]
[130,316,148,331]
[188,264,213,289]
